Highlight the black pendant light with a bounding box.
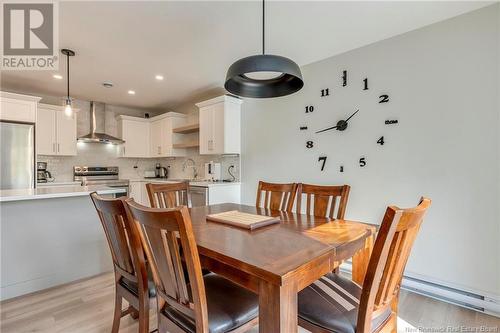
[61,48,75,116]
[225,0,303,98]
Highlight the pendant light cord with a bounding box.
[262,0,265,55]
[66,53,70,100]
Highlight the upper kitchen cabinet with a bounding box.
[149,112,187,157]
[197,95,242,155]
[36,104,77,156]
[117,116,150,158]
[0,91,41,123]
[117,112,186,158]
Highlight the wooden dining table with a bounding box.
[188,203,376,333]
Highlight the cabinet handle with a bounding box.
[123,146,126,156]
[158,146,161,155]
[53,143,56,153]
[57,143,60,153]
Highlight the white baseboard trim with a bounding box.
[340,262,500,317]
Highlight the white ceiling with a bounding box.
[1,1,492,110]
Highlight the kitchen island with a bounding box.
[0,185,125,300]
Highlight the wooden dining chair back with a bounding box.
[357,197,431,332]
[256,181,298,211]
[146,182,191,208]
[296,183,350,219]
[90,192,151,333]
[125,199,209,332]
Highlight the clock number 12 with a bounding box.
[318,156,327,171]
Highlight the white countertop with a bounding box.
[37,181,82,187]
[128,178,241,188]
[0,185,126,202]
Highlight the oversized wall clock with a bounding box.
[299,70,398,173]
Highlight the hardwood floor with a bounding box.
[0,272,498,333]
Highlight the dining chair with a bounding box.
[90,192,156,333]
[125,199,259,333]
[146,182,191,208]
[298,197,431,333]
[296,183,350,219]
[256,180,298,211]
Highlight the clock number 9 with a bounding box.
[359,157,366,167]
[305,106,314,113]
[306,141,314,148]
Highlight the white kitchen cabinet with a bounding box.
[149,113,187,157]
[117,116,150,158]
[128,181,150,206]
[117,113,186,158]
[36,106,56,155]
[150,119,163,157]
[197,95,242,155]
[36,104,77,156]
[0,91,41,123]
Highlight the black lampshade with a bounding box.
[225,54,303,98]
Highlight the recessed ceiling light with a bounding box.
[155,75,164,81]
[53,74,63,79]
[128,90,136,95]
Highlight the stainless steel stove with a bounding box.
[74,166,129,197]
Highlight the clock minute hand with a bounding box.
[345,109,359,123]
[315,125,339,134]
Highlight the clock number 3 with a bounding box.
[318,156,327,171]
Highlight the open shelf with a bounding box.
[173,142,199,149]
[173,123,199,134]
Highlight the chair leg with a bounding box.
[138,298,149,333]
[111,291,123,333]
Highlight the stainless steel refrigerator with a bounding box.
[0,121,35,190]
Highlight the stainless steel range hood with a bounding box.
[77,101,124,144]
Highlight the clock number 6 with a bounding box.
[318,156,327,171]
[359,157,366,167]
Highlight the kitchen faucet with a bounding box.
[182,158,198,180]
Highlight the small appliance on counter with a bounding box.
[37,162,54,183]
[144,163,168,179]
[205,161,221,181]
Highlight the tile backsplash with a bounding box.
[39,144,240,182]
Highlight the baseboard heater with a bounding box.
[340,262,500,317]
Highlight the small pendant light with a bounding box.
[225,0,303,98]
[61,49,75,116]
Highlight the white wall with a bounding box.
[241,5,499,297]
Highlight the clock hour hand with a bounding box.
[315,125,339,134]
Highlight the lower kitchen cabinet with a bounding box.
[128,180,150,206]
